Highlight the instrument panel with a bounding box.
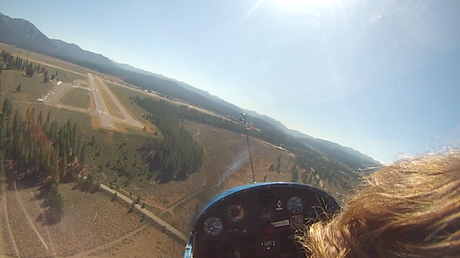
[184,182,340,258]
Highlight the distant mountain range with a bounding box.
[51,39,114,67]
[0,12,54,53]
[112,60,234,105]
[0,13,114,67]
[0,12,381,170]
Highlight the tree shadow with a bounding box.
[71,185,99,194]
[71,178,100,194]
[36,212,43,223]
[7,170,46,192]
[43,208,62,225]
[28,184,49,203]
[36,208,62,226]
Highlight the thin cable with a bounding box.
[240,113,256,183]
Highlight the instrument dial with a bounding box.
[225,203,246,223]
[203,217,223,236]
[287,196,303,214]
[259,191,273,206]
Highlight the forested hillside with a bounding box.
[135,97,204,183]
[0,98,92,221]
[133,97,363,183]
[0,99,86,181]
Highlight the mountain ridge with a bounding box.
[0,12,56,54]
[51,39,114,67]
[0,13,381,169]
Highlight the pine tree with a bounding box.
[44,70,49,82]
[37,111,43,126]
[129,200,135,212]
[26,63,34,77]
[3,98,12,117]
[0,151,6,183]
[0,121,5,149]
[111,192,117,201]
[53,158,59,181]
[79,145,86,166]
[44,111,51,129]
[44,147,51,171]
[12,110,19,136]
[75,135,82,158]
[48,182,64,215]
[71,122,77,151]
[6,61,14,70]
[61,155,67,182]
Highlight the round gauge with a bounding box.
[287,196,303,214]
[225,203,246,223]
[259,192,273,206]
[203,217,223,236]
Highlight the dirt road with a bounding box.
[0,184,21,258]
[99,184,188,243]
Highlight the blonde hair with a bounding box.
[298,151,460,258]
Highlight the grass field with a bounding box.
[61,88,91,109]
[34,64,88,84]
[0,68,86,120]
[85,225,183,257]
[0,69,53,103]
[1,182,144,257]
[23,62,88,84]
[107,82,157,100]
[78,80,89,88]
[0,43,91,78]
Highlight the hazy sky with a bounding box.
[2,0,459,163]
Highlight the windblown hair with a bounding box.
[298,151,460,258]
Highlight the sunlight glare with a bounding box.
[272,0,342,10]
